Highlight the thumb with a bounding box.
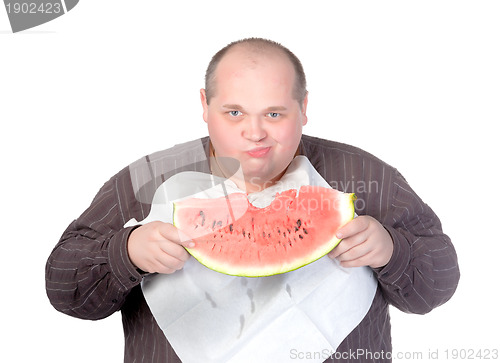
[158,222,196,248]
[336,216,367,239]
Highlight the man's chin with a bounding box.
[241,170,287,192]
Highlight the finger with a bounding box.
[157,223,195,248]
[339,247,382,268]
[153,253,187,273]
[335,241,372,264]
[329,228,370,259]
[338,254,371,268]
[329,238,350,259]
[328,240,355,260]
[336,216,369,239]
[158,241,191,262]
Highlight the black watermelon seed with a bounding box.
[229,224,233,232]
[298,235,303,239]
[297,219,302,228]
[303,228,308,234]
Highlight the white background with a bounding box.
[1,1,499,362]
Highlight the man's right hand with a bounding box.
[127,221,195,274]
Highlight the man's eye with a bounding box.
[229,111,242,117]
[267,112,280,118]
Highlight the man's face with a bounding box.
[201,48,308,193]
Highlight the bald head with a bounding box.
[204,38,307,107]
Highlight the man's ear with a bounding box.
[301,92,309,126]
[200,89,209,123]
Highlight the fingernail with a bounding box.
[336,232,343,239]
[187,241,195,248]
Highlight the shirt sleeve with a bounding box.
[45,168,148,320]
[374,169,460,314]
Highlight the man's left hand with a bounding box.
[328,215,394,269]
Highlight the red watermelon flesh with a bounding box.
[173,185,356,277]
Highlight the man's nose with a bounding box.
[242,116,267,142]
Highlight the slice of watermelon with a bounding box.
[173,185,356,277]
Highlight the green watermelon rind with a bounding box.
[173,190,356,277]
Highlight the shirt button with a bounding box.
[130,276,137,282]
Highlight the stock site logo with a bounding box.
[3,0,79,32]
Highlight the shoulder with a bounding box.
[88,137,209,223]
[300,136,413,221]
[300,134,397,173]
[125,137,210,204]
[138,137,210,164]
[111,137,209,180]
[100,137,209,206]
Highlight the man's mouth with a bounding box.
[246,147,271,158]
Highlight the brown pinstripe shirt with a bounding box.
[45,135,460,362]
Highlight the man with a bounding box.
[46,38,460,362]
